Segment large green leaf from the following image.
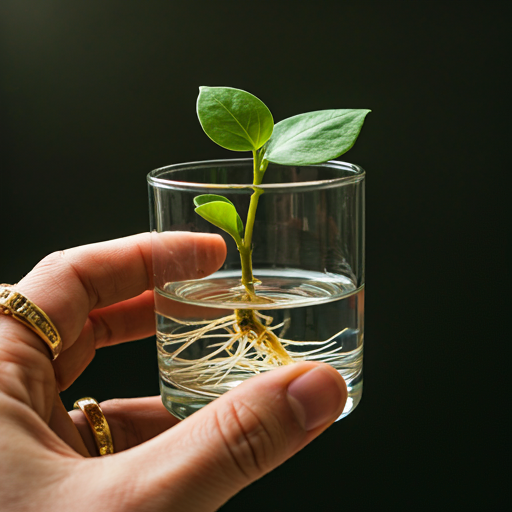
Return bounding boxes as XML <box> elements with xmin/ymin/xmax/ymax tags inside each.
<box><xmin>194</xmin><ymin>198</ymin><xmax>244</xmax><ymax>244</ymax></box>
<box><xmin>197</xmin><ymin>86</ymin><xmax>274</xmax><ymax>152</ymax></box>
<box><xmin>193</xmin><ymin>194</ymin><xmax>244</xmax><ymax>236</ymax></box>
<box><xmin>264</xmin><ymin>109</ymin><xmax>371</xmax><ymax>166</ymax></box>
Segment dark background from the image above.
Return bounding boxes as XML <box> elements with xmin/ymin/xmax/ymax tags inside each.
<box><xmin>0</xmin><ymin>1</ymin><xmax>508</xmax><ymax>510</ymax></box>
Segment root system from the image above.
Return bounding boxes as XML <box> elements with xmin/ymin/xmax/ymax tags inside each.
<box><xmin>157</xmin><ymin>309</ymin><xmax>353</xmax><ymax>391</ymax></box>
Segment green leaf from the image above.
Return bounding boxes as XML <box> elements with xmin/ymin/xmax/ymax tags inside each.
<box><xmin>193</xmin><ymin>194</ymin><xmax>244</xmax><ymax>236</ymax></box>
<box><xmin>195</xmin><ymin>200</ymin><xmax>244</xmax><ymax>245</ymax></box>
<box><xmin>264</xmin><ymin>109</ymin><xmax>371</xmax><ymax>166</ymax></box>
<box><xmin>197</xmin><ymin>86</ymin><xmax>274</xmax><ymax>152</ymax></box>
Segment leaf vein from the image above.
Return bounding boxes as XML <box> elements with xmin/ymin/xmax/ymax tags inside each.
<box><xmin>212</xmin><ymin>97</ymin><xmax>256</xmax><ymax>148</ymax></box>
<box><xmin>270</xmin><ymin>111</ymin><xmax>360</xmax><ymax>149</ymax></box>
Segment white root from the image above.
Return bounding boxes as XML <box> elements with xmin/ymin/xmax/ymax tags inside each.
<box><xmin>157</xmin><ymin>312</ymin><xmax>361</xmax><ymax>392</ymax></box>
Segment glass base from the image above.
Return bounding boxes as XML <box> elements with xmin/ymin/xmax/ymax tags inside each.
<box><xmin>160</xmin><ymin>371</ymin><xmax>363</xmax><ymax>421</ymax></box>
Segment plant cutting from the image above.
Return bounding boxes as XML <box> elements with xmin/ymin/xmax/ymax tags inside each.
<box><xmin>150</xmin><ymin>86</ymin><xmax>369</xmax><ymax>418</ymax></box>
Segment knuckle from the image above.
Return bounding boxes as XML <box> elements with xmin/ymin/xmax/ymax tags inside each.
<box><xmin>44</xmin><ymin>249</ymin><xmax>101</xmax><ymax>308</ymax></box>
<box><xmin>34</xmin><ymin>250</ymin><xmax>66</xmax><ymax>274</ymax></box>
<box><xmin>61</xmin><ymin>250</ymin><xmax>100</xmax><ymax>302</ymax></box>
<box><xmin>215</xmin><ymin>399</ymin><xmax>286</xmax><ymax>480</ymax></box>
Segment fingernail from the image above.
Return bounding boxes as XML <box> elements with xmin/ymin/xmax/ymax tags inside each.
<box><xmin>287</xmin><ymin>366</ymin><xmax>345</xmax><ymax>431</ymax></box>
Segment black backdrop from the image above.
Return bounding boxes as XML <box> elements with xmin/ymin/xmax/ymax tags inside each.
<box><xmin>0</xmin><ymin>1</ymin><xmax>508</xmax><ymax>510</ymax></box>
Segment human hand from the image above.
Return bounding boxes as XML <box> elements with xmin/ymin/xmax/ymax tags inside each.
<box><xmin>0</xmin><ymin>233</ymin><xmax>347</xmax><ymax>512</ymax></box>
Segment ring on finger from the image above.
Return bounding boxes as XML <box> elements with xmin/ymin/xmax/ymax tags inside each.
<box><xmin>0</xmin><ymin>284</ymin><xmax>62</xmax><ymax>360</ymax></box>
<box><xmin>73</xmin><ymin>397</ymin><xmax>114</xmax><ymax>456</ymax></box>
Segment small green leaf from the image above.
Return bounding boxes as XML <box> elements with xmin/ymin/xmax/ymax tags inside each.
<box><xmin>193</xmin><ymin>194</ymin><xmax>234</xmax><ymax>208</ymax></box>
<box><xmin>195</xmin><ymin>201</ymin><xmax>244</xmax><ymax>244</ymax></box>
<box><xmin>193</xmin><ymin>194</ymin><xmax>244</xmax><ymax>236</ymax></box>
<box><xmin>264</xmin><ymin>109</ymin><xmax>371</xmax><ymax>166</ymax></box>
<box><xmin>197</xmin><ymin>86</ymin><xmax>274</xmax><ymax>152</ymax></box>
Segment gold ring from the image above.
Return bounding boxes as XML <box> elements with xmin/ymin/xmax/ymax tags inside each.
<box><xmin>0</xmin><ymin>284</ymin><xmax>62</xmax><ymax>360</ymax></box>
<box><xmin>73</xmin><ymin>397</ymin><xmax>114</xmax><ymax>456</ymax></box>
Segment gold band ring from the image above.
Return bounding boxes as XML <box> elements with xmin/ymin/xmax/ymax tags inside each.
<box><xmin>73</xmin><ymin>397</ymin><xmax>114</xmax><ymax>456</ymax></box>
<box><xmin>0</xmin><ymin>284</ymin><xmax>62</xmax><ymax>360</ymax></box>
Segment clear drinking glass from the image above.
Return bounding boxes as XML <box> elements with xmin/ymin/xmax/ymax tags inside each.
<box><xmin>148</xmin><ymin>159</ymin><xmax>365</xmax><ymax>420</ymax></box>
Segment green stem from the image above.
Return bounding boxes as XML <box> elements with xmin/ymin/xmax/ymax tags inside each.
<box><xmin>239</xmin><ymin>245</ymin><xmax>255</xmax><ymax>295</ymax></box>
<box><xmin>239</xmin><ymin>150</ymin><xmax>267</xmax><ymax>297</ymax></box>
<box><xmin>235</xmin><ymin>154</ymin><xmax>292</xmax><ymax>365</ymax></box>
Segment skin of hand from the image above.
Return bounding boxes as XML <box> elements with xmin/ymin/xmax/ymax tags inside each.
<box><xmin>0</xmin><ymin>233</ymin><xmax>347</xmax><ymax>512</ymax></box>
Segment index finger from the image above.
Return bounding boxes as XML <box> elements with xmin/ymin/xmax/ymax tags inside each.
<box><xmin>13</xmin><ymin>232</ymin><xmax>225</xmax><ymax>351</ymax></box>
<box><xmin>0</xmin><ymin>232</ymin><xmax>226</xmax><ymax>416</ymax></box>
<box><xmin>1</xmin><ymin>232</ymin><xmax>225</xmax><ymax>360</ymax></box>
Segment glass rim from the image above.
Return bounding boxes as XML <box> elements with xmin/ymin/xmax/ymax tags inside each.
<box><xmin>147</xmin><ymin>158</ymin><xmax>365</xmax><ymax>192</ymax></box>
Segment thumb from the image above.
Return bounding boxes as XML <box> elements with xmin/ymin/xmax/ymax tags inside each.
<box><xmin>112</xmin><ymin>362</ymin><xmax>347</xmax><ymax>512</ymax></box>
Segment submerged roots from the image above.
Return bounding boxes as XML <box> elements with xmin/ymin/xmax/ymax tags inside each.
<box><xmin>157</xmin><ymin>309</ymin><xmax>360</xmax><ymax>392</ymax></box>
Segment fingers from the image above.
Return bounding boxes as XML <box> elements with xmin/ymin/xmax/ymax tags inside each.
<box><xmin>0</xmin><ymin>231</ymin><xmax>225</xmax><ymax>358</ymax></box>
<box><xmin>69</xmin><ymin>397</ymin><xmax>180</xmax><ymax>456</ymax></box>
<box><xmin>12</xmin><ymin>232</ymin><xmax>226</xmax><ymax>353</ymax></box>
<box><xmin>110</xmin><ymin>363</ymin><xmax>347</xmax><ymax>511</ymax></box>
<box><xmin>12</xmin><ymin>233</ymin><xmax>153</xmax><ymax>358</ymax></box>
<box><xmin>0</xmin><ymin>232</ymin><xmax>226</xmax><ymax>415</ymax></box>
